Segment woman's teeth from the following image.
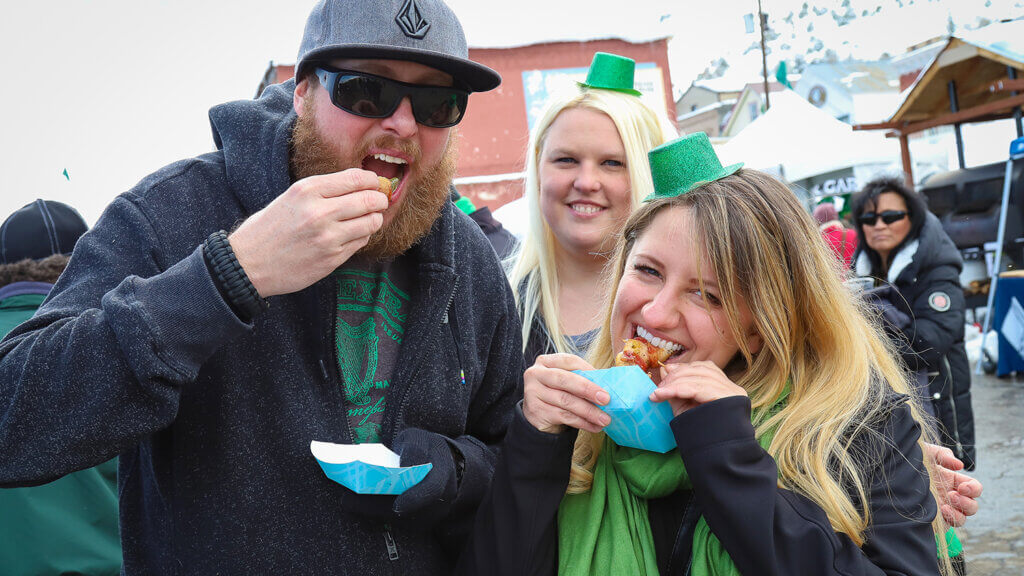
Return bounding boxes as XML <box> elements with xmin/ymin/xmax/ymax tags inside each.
<box><xmin>373</xmin><ymin>153</ymin><xmax>407</xmax><ymax>165</ymax></box>
<box><xmin>571</xmin><ymin>203</ymin><xmax>602</xmax><ymax>215</ymax></box>
<box><xmin>637</xmin><ymin>326</ymin><xmax>683</xmax><ymax>353</ymax></box>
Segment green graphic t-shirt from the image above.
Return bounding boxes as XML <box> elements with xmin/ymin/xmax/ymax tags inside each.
<box><xmin>334</xmin><ymin>257</ymin><xmax>413</xmax><ymax>443</ymax></box>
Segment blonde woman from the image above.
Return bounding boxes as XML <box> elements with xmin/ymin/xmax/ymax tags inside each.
<box><xmin>508</xmin><ymin>53</ymin><xmax>677</xmax><ymax>364</ymax></box>
<box><xmin>461</xmin><ymin>135</ymin><xmax>954</xmax><ymax>575</ymax></box>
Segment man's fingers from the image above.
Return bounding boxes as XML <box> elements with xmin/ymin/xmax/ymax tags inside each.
<box><xmin>324</xmin><ymin>190</ymin><xmax>389</xmax><ymax>222</ymax></box>
<box><xmin>957</xmin><ymin>477</ymin><xmax>983</xmax><ymax>498</ymax></box>
<box><xmin>941</xmin><ymin>504</ymin><xmax>967</xmax><ymax>528</ymax></box>
<box><xmin>947</xmin><ymin>490</ymin><xmax>979</xmax><ymax>517</ymax></box>
<box><xmin>928</xmin><ymin>443</ymin><xmax>964</xmax><ymax>471</ymax></box>
<box><xmin>307</xmin><ymin>169</ymin><xmax>381</xmax><ymax>199</ymax></box>
<box><xmin>934</xmin><ymin>465</ymin><xmax>956</xmax><ymax>492</ymax></box>
<box><xmin>334</xmin><ymin>211</ymin><xmax>384</xmax><ymax>244</ymax></box>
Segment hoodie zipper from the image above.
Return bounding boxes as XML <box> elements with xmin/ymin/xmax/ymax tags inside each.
<box><xmin>383</xmin><ymin>524</ymin><xmax>399</xmax><ymax>561</ymax></box>
<box><xmin>442</xmin><ymin>276</ymin><xmax>466</xmax><ymax>381</ymax></box>
<box><xmin>941</xmin><ymin>356</ymin><xmax>964</xmax><ymax>458</ymax></box>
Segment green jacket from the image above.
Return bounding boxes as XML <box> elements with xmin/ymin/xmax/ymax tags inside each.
<box><xmin>0</xmin><ymin>285</ymin><xmax>121</xmax><ymax>575</ymax></box>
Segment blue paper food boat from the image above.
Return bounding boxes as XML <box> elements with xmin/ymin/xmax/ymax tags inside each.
<box><xmin>575</xmin><ymin>365</ymin><xmax>677</xmax><ymax>453</ymax></box>
<box><xmin>310</xmin><ymin>441</ymin><xmax>432</xmax><ymax>495</ymax></box>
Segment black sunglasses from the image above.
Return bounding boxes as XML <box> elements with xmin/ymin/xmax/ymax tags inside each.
<box><xmin>314</xmin><ymin>67</ymin><xmax>469</xmax><ymax>128</ymax></box>
<box><xmin>858</xmin><ymin>210</ymin><xmax>908</xmax><ymax>226</ymax></box>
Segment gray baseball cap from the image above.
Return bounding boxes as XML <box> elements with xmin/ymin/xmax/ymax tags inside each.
<box><xmin>296</xmin><ymin>0</ymin><xmax>501</xmax><ymax>93</ymax></box>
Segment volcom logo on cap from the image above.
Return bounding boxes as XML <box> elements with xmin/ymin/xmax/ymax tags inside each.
<box><xmin>396</xmin><ymin>0</ymin><xmax>430</xmax><ymax>39</ymax></box>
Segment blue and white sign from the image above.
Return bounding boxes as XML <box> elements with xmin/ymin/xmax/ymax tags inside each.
<box><xmin>522</xmin><ymin>63</ymin><xmax>668</xmax><ymax>131</ymax></box>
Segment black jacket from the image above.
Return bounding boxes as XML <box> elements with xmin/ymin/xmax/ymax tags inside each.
<box><xmin>469</xmin><ymin>206</ymin><xmax>519</xmax><ymax>261</ymax></box>
<box><xmin>457</xmin><ymin>395</ymin><xmax>940</xmax><ymax>576</ymax></box>
<box><xmin>855</xmin><ymin>212</ymin><xmax>975</xmax><ymax>469</ymax></box>
<box><xmin>0</xmin><ymin>80</ymin><xmax>525</xmax><ymax>574</ymax></box>
<box><xmin>523</xmin><ymin>313</ymin><xmax>555</xmax><ymax>367</ymax></box>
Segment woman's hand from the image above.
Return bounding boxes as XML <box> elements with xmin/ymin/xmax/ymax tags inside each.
<box><xmin>924</xmin><ymin>443</ymin><xmax>983</xmax><ymax>527</ymax></box>
<box><xmin>522</xmin><ymin>354</ymin><xmax>611</xmax><ymax>434</ymax></box>
<box><xmin>649</xmin><ymin>361</ymin><xmax>747</xmax><ymax>417</ymax></box>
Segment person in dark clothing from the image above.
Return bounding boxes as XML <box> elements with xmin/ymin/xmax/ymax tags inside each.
<box><xmin>0</xmin><ymin>1</ymin><xmax>523</xmax><ymax>574</ymax></box>
<box><xmin>0</xmin><ymin>200</ymin><xmax>121</xmax><ymax>576</ymax></box>
<box><xmin>450</xmin><ymin>185</ymin><xmax>519</xmax><ymax>260</ymax></box>
<box><xmin>813</xmin><ymin>201</ymin><xmax>858</xmax><ymax>270</ymax></box>
<box><xmin>861</xmin><ymin>283</ymin><xmax>971</xmax><ymax>575</ymax></box>
<box><xmin>458</xmin><ymin>135</ymin><xmax>954</xmax><ymax>575</ymax></box>
<box><xmin>851</xmin><ymin>176</ymin><xmax>976</xmax><ymax>472</ymax></box>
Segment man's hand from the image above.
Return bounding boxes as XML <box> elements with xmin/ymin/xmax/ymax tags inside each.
<box><xmin>229</xmin><ymin>169</ymin><xmax>388</xmax><ymax>297</ymax></box>
<box><xmin>925</xmin><ymin>442</ymin><xmax>983</xmax><ymax>527</ymax></box>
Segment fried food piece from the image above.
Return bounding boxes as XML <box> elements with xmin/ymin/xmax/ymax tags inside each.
<box><xmin>615</xmin><ymin>337</ymin><xmax>672</xmax><ymax>376</ymax></box>
<box><xmin>377</xmin><ymin>176</ymin><xmax>400</xmax><ymax>202</ymax></box>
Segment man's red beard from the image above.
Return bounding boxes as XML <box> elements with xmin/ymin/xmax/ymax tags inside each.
<box><xmin>290</xmin><ymin>95</ymin><xmax>458</xmax><ymax>261</ymax></box>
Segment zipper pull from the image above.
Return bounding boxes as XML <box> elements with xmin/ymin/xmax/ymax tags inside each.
<box><xmin>319</xmin><ymin>359</ymin><xmax>330</xmax><ymax>381</ymax></box>
<box><xmin>383</xmin><ymin>524</ymin><xmax>399</xmax><ymax>561</ymax></box>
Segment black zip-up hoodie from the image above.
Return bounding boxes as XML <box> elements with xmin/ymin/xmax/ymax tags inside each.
<box><xmin>0</xmin><ymin>80</ymin><xmax>524</xmax><ymax>574</ymax></box>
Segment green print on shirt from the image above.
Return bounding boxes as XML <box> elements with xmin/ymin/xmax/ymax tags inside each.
<box><xmin>347</xmin><ymin>385</ymin><xmax>388</xmax><ymax>444</ymax></box>
<box><xmin>337</xmin><ymin>317</ymin><xmax>378</xmax><ymax>406</ymax></box>
<box><xmin>336</xmin><ymin>272</ymin><xmax>408</xmax><ymax>340</ymax></box>
<box><xmin>335</xmin><ymin>269</ymin><xmax>410</xmax><ymax>444</ymax></box>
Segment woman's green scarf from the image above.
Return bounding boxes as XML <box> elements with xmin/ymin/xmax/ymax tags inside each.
<box><xmin>557</xmin><ymin>394</ymin><xmax>786</xmax><ymax>576</ymax></box>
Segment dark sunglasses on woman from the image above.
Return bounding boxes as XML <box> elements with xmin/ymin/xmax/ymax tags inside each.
<box><xmin>314</xmin><ymin>67</ymin><xmax>469</xmax><ymax>128</ymax></box>
<box><xmin>857</xmin><ymin>210</ymin><xmax>908</xmax><ymax>226</ymax></box>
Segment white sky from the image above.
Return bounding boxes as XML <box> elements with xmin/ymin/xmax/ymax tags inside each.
<box><xmin>1</xmin><ymin>0</ymin><xmax>1020</xmax><ymax>224</ymax></box>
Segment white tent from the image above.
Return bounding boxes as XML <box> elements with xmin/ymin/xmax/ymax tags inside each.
<box><xmin>716</xmin><ymin>90</ymin><xmax>900</xmax><ymax>183</ymax></box>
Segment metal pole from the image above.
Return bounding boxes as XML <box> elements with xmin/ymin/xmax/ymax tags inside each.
<box><xmin>948</xmin><ymin>80</ymin><xmax>966</xmax><ymax>169</ymax></box>
<box><xmin>758</xmin><ymin>0</ymin><xmax>771</xmax><ymax>110</ymax></box>
<box><xmin>976</xmin><ymin>138</ymin><xmax>1024</xmax><ymax>374</ymax></box>
<box><xmin>1009</xmin><ymin>66</ymin><xmax>1023</xmax><ymax>138</ymax></box>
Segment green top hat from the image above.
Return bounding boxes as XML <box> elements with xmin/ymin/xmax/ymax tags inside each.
<box><xmin>578</xmin><ymin>52</ymin><xmax>642</xmax><ymax>96</ymax></box>
<box><xmin>643</xmin><ymin>132</ymin><xmax>744</xmax><ymax>201</ymax></box>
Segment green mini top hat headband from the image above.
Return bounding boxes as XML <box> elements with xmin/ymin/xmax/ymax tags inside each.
<box><xmin>578</xmin><ymin>52</ymin><xmax>642</xmax><ymax>96</ymax></box>
<box><xmin>643</xmin><ymin>132</ymin><xmax>744</xmax><ymax>202</ymax></box>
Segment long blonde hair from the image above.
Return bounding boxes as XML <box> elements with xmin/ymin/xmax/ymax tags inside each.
<box><xmin>508</xmin><ymin>87</ymin><xmax>676</xmax><ymax>355</ymax></box>
<box><xmin>572</xmin><ymin>170</ymin><xmax>952</xmax><ymax>566</ymax></box>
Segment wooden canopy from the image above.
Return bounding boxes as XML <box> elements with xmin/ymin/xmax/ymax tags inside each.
<box><xmin>854</xmin><ymin>22</ymin><xmax>1024</xmax><ymax>185</ymax></box>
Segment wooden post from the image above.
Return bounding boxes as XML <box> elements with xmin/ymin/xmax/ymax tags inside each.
<box><xmin>1010</xmin><ymin>66</ymin><xmax>1023</xmax><ymax>138</ymax></box>
<box><xmin>948</xmin><ymin>80</ymin><xmax>966</xmax><ymax>169</ymax></box>
<box><xmin>900</xmin><ymin>133</ymin><xmax>914</xmax><ymax>188</ymax></box>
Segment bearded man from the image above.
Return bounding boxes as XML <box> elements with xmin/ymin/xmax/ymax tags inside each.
<box><xmin>0</xmin><ymin>0</ymin><xmax>524</xmax><ymax>573</ymax></box>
